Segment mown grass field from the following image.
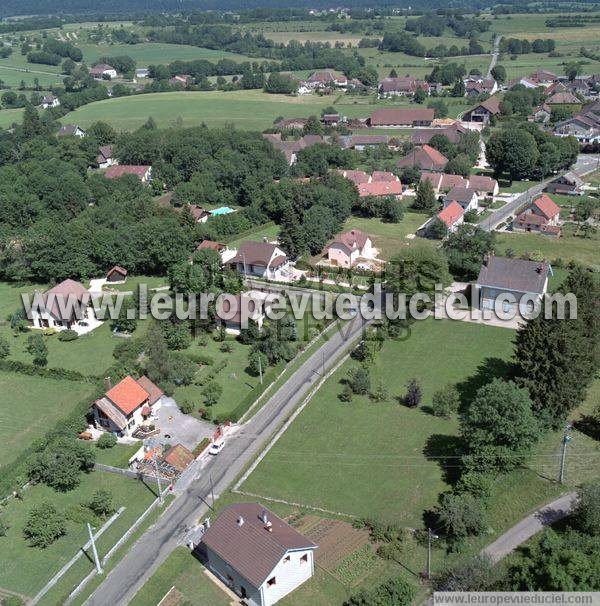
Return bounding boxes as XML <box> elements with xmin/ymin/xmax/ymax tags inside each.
<box><xmin>240</xmin><ymin>319</ymin><xmax>517</xmax><ymax>524</ymax></box>
<box><xmin>0</xmin><ymin>471</ymin><xmax>157</xmax><ymax>598</ymax></box>
<box><xmin>0</xmin><ymin>370</ymin><xmax>92</xmax><ymax>469</ymax></box>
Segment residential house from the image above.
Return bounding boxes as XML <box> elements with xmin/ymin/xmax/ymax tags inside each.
<box><xmin>357</xmin><ymin>180</ymin><xmax>403</xmax><ymax>198</ymax></box>
<box><xmin>336</xmin><ymin>169</ymin><xmax>371</xmax><ymax>185</ymax></box>
<box><xmin>463</xmin><ymin>96</ymin><xmax>502</xmax><ymax>124</ymax></box>
<box><xmin>217</xmin><ymin>290</ymin><xmax>273</xmax><ymax>333</ymax></box>
<box><xmin>162</xmin><ymin>444</ymin><xmax>194</xmax><ymax>473</ymax></box>
<box><xmin>476</xmin><ymin>255</ymin><xmax>550</xmax><ymax>313</ymax></box>
<box><xmin>41</xmin><ymin>94</ymin><xmax>60</xmax><ymax>109</ymax></box>
<box><xmin>321</xmin><ymin>113</ymin><xmax>341</xmax><ymax>126</ymax></box>
<box><xmin>135</xmin><ymin>68</ymin><xmax>149</xmax><ymax>79</ymax></box>
<box><xmin>106</xmin><ymin>265</ymin><xmax>128</xmax><ymax>283</ymax></box>
<box><xmin>274</xmin><ymin>118</ymin><xmax>308</xmax><ymax>130</ymax></box>
<box><xmin>189</xmin><ymin>204</ymin><xmax>211</xmax><ymax>223</ymax></box>
<box><xmin>411</xmin><ymin>122</ymin><xmax>468</xmax><ymax>145</ymax></box>
<box><xmin>369</xmin><ymin>108</ymin><xmax>434</xmax><ymax>127</ymax></box>
<box><xmin>397</xmin><ymin>145</ymin><xmax>448</xmax><ymax>172</ymax></box>
<box><xmin>199</xmin><ymin>503</ymin><xmax>317</xmax><ymax>606</ymax></box>
<box><xmin>93</xmin><ymin>375</ymin><xmax>164</xmax><ymax>437</ymax></box>
<box><xmin>543</xmin><ymin>81</ymin><xmax>568</xmax><ymax>97</ymax></box>
<box><xmin>463</xmin><ymin>77</ymin><xmax>498</xmax><ymax>97</ymax></box>
<box><xmin>58</xmin><ymin>124</ymin><xmax>86</xmax><ymax>138</ymax></box>
<box><xmin>378</xmin><ymin>76</ymin><xmax>429</xmax><ymax>97</ymax></box>
<box><xmin>435</xmin><ymin>201</ymin><xmax>465</xmax><ymax>233</ymax></box>
<box><xmin>546</xmin><ymin>91</ymin><xmax>582</xmax><ymax>110</ymax></box>
<box><xmin>420</xmin><ymin>172</ymin><xmax>468</xmax><ymax>194</ymax></box>
<box><xmin>508</xmin><ymin>77</ymin><xmax>539</xmax><ymax>90</ymax></box>
<box><xmin>262</xmin><ymin>133</ymin><xmax>325</xmax><ymax>165</ymax></box>
<box><xmin>104</xmin><ymin>165</ymin><xmax>152</xmax><ymax>183</ymax></box>
<box><xmin>30</xmin><ymin>279</ymin><xmax>97</xmax><ymax>333</ymax></box>
<box><xmin>468</xmin><ymin>175</ymin><xmax>499</xmax><ymax>199</ymax></box>
<box><xmin>326</xmin><ymin>228</ymin><xmax>373</xmax><ymax>268</ymax></box>
<box><xmin>554</xmin><ymin>112</ymin><xmax>600</xmax><ymax>144</ymax></box>
<box><xmin>545</xmin><ymin>171</ymin><xmax>585</xmax><ymax>195</ymax></box>
<box><xmin>228</xmin><ymin>241</ymin><xmax>290</xmax><ymax>280</ymax></box>
<box><xmin>343</xmin><ymin>135</ymin><xmax>389</xmax><ymax>150</ymax></box>
<box><xmin>89</xmin><ymin>63</ymin><xmax>118</xmax><ymax>80</ymax></box>
<box><xmin>372</xmin><ymin>171</ymin><xmax>399</xmax><ymax>182</ymax></box>
<box><xmin>169</xmin><ymin>74</ymin><xmax>192</xmax><ymax>87</ymax></box>
<box><xmin>530</xmin><ymin>104</ymin><xmax>552</xmax><ymax>124</ymax></box>
<box><xmin>443</xmin><ymin>186</ymin><xmax>479</xmax><ymax>212</ymax></box>
<box><xmin>196</xmin><ymin>240</ymin><xmax>236</xmax><ymax>263</ymax></box>
<box><xmin>531</xmin><ymin>69</ymin><xmax>558</xmax><ymax>85</ymax></box>
<box><xmin>514</xmin><ymin>194</ymin><xmax>562</xmax><ymax>236</ymax></box>
<box><xmin>305</xmin><ymin>70</ymin><xmax>347</xmax><ymax>89</ymax></box>
<box><xmin>96</xmin><ymin>145</ymin><xmax>116</xmax><ymax>168</ymax></box>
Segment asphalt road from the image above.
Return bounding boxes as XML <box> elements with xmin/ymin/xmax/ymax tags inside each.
<box><xmin>84</xmin><ymin>313</ymin><xmax>371</xmax><ymax>606</ymax></box>
<box><xmin>486</xmin><ymin>35</ymin><xmax>502</xmax><ymax>78</ymax></box>
<box><xmin>481</xmin><ymin>492</ymin><xmax>577</xmax><ymax>562</ymax></box>
<box><xmin>479</xmin><ymin>154</ymin><xmax>600</xmax><ymax>231</ymax></box>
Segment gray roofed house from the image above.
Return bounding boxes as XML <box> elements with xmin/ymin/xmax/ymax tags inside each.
<box><xmin>476</xmin><ymin>255</ymin><xmax>550</xmax><ymax>313</ymax></box>
<box><xmin>545</xmin><ymin>170</ymin><xmax>585</xmax><ymax>195</ymax></box>
<box><xmin>58</xmin><ymin>124</ymin><xmax>86</xmax><ymax>138</ymax></box>
<box><xmin>442</xmin><ymin>186</ymin><xmax>479</xmax><ymax>211</ymax></box>
<box><xmin>199</xmin><ymin>503</ymin><xmax>317</xmax><ymax>606</ymax></box>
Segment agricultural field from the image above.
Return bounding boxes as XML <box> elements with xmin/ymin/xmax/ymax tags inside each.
<box><xmin>0</xmin><ymin>471</ymin><xmax>157</xmax><ymax>599</ymax></box>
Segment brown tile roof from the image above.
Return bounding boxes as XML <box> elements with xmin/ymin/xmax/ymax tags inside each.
<box><xmin>136</xmin><ymin>376</ymin><xmax>164</xmax><ymax>406</ymax></box>
<box><xmin>397</xmin><ymin>145</ymin><xmax>448</xmax><ymax>171</ymax></box>
<box><xmin>163</xmin><ymin>444</ymin><xmax>194</xmax><ymax>472</ymax></box>
<box><xmin>105</xmin><ymin>165</ymin><xmax>150</xmax><ymax>180</ymax></box>
<box><xmin>97</xmin><ymin>145</ymin><xmax>113</xmax><ymax>163</ymax></box>
<box><xmin>229</xmin><ymin>241</ymin><xmax>286</xmax><ymax>268</ymax></box>
<box><xmin>421</xmin><ymin>172</ymin><xmax>468</xmax><ymax>191</ymax></box>
<box><xmin>468</xmin><ymin>175</ymin><xmax>498</xmax><ymax>192</ymax></box>
<box><xmin>372</xmin><ymin>171</ymin><xmax>399</xmax><ymax>182</ymax></box>
<box><xmin>546</xmin><ymin>91</ymin><xmax>581</xmax><ymax>105</ymax></box>
<box><xmin>532</xmin><ymin>194</ymin><xmax>561</xmax><ymax>220</ymax></box>
<box><xmin>106</xmin><ymin>376</ymin><xmax>149</xmax><ymax>415</ymax></box>
<box><xmin>42</xmin><ymin>279</ymin><xmax>89</xmax><ymax>320</ymax></box>
<box><xmin>329</xmin><ymin>229</ymin><xmax>370</xmax><ymax>252</ymax></box>
<box><xmin>197</xmin><ymin>240</ymin><xmax>226</xmax><ymax>252</ymax></box>
<box><xmin>473</xmin><ymin>96</ymin><xmax>502</xmax><ymax>115</ymax></box>
<box><xmin>189</xmin><ymin>205</ymin><xmax>210</xmax><ymax>221</ymax></box>
<box><xmin>357</xmin><ymin>180</ymin><xmax>403</xmax><ymax>197</ymax></box>
<box><xmin>370</xmin><ymin>108</ymin><xmax>434</xmax><ymax>126</ymax></box>
<box><xmin>336</xmin><ymin>169</ymin><xmax>370</xmax><ymax>185</ymax></box>
<box><xmin>201</xmin><ymin>503</ymin><xmax>316</xmax><ymax>588</ymax></box>
<box><xmin>106</xmin><ymin>265</ymin><xmax>127</xmax><ymax>279</ymax></box>
<box><xmin>347</xmin><ymin>135</ymin><xmax>389</xmax><ymax>147</ymax></box>
<box><xmin>437</xmin><ymin>201</ymin><xmax>464</xmax><ymax>228</ymax></box>
<box><xmin>477</xmin><ymin>256</ymin><xmax>549</xmax><ymax>294</ymax></box>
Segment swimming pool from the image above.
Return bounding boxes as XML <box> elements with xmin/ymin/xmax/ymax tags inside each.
<box><xmin>210</xmin><ymin>206</ymin><xmax>235</xmax><ymax>216</ymax></box>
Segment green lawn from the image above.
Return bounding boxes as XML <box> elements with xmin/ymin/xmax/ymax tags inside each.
<box><xmin>340</xmin><ymin>214</ymin><xmax>435</xmax><ymax>260</ymax></box>
<box><xmin>129</xmin><ymin>547</ymin><xmax>231</xmax><ymax>606</ymax></box>
<box><xmin>228</xmin><ymin>223</ymin><xmax>280</xmax><ymax>248</ymax></box>
<box><xmin>0</xmin><ymin>471</ymin><xmax>157</xmax><ymax>598</ymax></box>
<box><xmin>497</xmin><ymin>224</ymin><xmax>600</xmax><ymax>269</ymax></box>
<box><xmin>78</xmin><ymin>42</ymin><xmax>256</xmax><ymax>67</ymax></box>
<box><xmin>0</xmin><ymin>370</ymin><xmax>92</xmax><ymax>468</ymax></box>
<box><xmin>241</xmin><ymin>319</ymin><xmax>516</xmax><ymax>524</ymax></box>
<box><xmin>99</xmin><ymin>274</ymin><xmax>168</xmax><ymax>293</ymax></box>
<box><xmin>0</xmin><ymin>106</ymin><xmax>24</xmax><ymax>129</ymax></box>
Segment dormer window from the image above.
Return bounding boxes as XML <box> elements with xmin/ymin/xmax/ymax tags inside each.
<box><xmin>300</xmin><ymin>554</ymin><xmax>308</xmax><ymax>564</ymax></box>
<box><xmin>283</xmin><ymin>555</ymin><xmax>290</xmax><ymax>564</ymax></box>
<box><xmin>267</xmin><ymin>576</ymin><xmax>276</xmax><ymax>587</ymax></box>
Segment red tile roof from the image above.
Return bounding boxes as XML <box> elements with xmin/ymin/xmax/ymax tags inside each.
<box><xmin>532</xmin><ymin>194</ymin><xmax>561</xmax><ymax>220</ymax></box>
<box><xmin>371</xmin><ymin>171</ymin><xmax>398</xmax><ymax>182</ymax></box>
<box><xmin>106</xmin><ymin>376</ymin><xmax>149</xmax><ymax>415</ymax></box>
<box><xmin>197</xmin><ymin>240</ymin><xmax>226</xmax><ymax>252</ymax></box>
<box><xmin>106</xmin><ymin>265</ymin><xmax>127</xmax><ymax>278</ymax></box>
<box><xmin>105</xmin><ymin>165</ymin><xmax>150</xmax><ymax>180</ymax></box>
<box><xmin>337</xmin><ymin>169</ymin><xmax>370</xmax><ymax>185</ymax></box>
<box><xmin>163</xmin><ymin>444</ymin><xmax>194</xmax><ymax>472</ymax></box>
<box><xmin>357</xmin><ymin>180</ymin><xmax>403</xmax><ymax>197</ymax></box>
<box><xmin>437</xmin><ymin>201</ymin><xmax>465</xmax><ymax>228</ymax></box>
<box><xmin>330</xmin><ymin>229</ymin><xmax>370</xmax><ymax>252</ymax></box>
<box><xmin>370</xmin><ymin>108</ymin><xmax>434</xmax><ymax>126</ymax></box>
<box><xmin>397</xmin><ymin>145</ymin><xmax>448</xmax><ymax>171</ymax></box>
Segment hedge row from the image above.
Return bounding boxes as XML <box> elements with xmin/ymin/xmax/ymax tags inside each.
<box><xmin>0</xmin><ymin>359</ymin><xmax>98</xmax><ymax>383</ymax></box>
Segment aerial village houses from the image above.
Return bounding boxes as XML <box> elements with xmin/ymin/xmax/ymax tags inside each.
<box><xmin>326</xmin><ymin>229</ymin><xmax>373</xmax><ymax>268</ymax></box>
<box><xmin>41</xmin><ymin>94</ymin><xmax>60</xmax><ymax>109</ymax></box>
<box><xmin>378</xmin><ymin>76</ymin><xmax>430</xmax><ymax>97</ymax></box>
<box><xmin>104</xmin><ymin>165</ymin><xmax>152</xmax><ymax>184</ymax></box>
<box><xmin>476</xmin><ymin>255</ymin><xmax>550</xmax><ymax>313</ymax></box>
<box><xmin>30</xmin><ymin>279</ymin><xmax>98</xmax><ymax>333</ymax></box>
<box><xmin>58</xmin><ymin>124</ymin><xmax>86</xmax><ymax>138</ymax></box>
<box><xmin>189</xmin><ymin>204</ymin><xmax>211</xmax><ymax>223</ymax></box>
<box><xmin>217</xmin><ymin>291</ymin><xmax>273</xmax><ymax>334</ymax></box>
<box><xmin>420</xmin><ymin>172</ymin><xmax>468</xmax><ymax>194</ymax></box>
<box><xmin>199</xmin><ymin>503</ymin><xmax>317</xmax><ymax>606</ymax></box>
<box><xmin>106</xmin><ymin>265</ymin><xmax>128</xmax><ymax>283</ymax></box>
<box><xmin>93</xmin><ymin>375</ymin><xmax>164</xmax><ymax>437</ymax></box>
<box><xmin>545</xmin><ymin>171</ymin><xmax>585</xmax><ymax>195</ymax></box>
<box><xmin>463</xmin><ymin>96</ymin><xmax>502</xmax><ymax>125</ymax></box>
<box><xmin>411</xmin><ymin>122</ymin><xmax>468</xmax><ymax>145</ymax></box>
<box><xmin>96</xmin><ymin>145</ymin><xmax>116</xmax><ymax>168</ymax></box>
<box><xmin>357</xmin><ymin>180</ymin><xmax>403</xmax><ymax>198</ymax></box>
<box><xmin>397</xmin><ymin>145</ymin><xmax>448</xmax><ymax>172</ymax></box>
<box><xmin>463</xmin><ymin>77</ymin><xmax>498</xmax><ymax>97</ymax></box>
<box><xmin>228</xmin><ymin>241</ymin><xmax>290</xmax><ymax>280</ymax></box>
<box><xmin>443</xmin><ymin>186</ymin><xmax>479</xmax><ymax>212</ymax></box>
<box><xmin>514</xmin><ymin>194</ymin><xmax>562</xmax><ymax>237</ymax></box>
<box><xmin>89</xmin><ymin>63</ymin><xmax>118</xmax><ymax>80</ymax></box>
<box><xmin>304</xmin><ymin>69</ymin><xmax>347</xmax><ymax>89</ymax></box>
<box><xmin>369</xmin><ymin>108</ymin><xmax>434</xmax><ymax>127</ymax></box>
<box><xmin>429</xmin><ymin>200</ymin><xmax>465</xmax><ymax>235</ymax></box>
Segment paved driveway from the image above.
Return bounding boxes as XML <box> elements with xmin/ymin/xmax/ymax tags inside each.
<box><xmin>154</xmin><ymin>397</ymin><xmax>214</xmax><ymax>450</ymax></box>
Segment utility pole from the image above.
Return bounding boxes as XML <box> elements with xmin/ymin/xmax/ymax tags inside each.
<box><xmin>559</xmin><ymin>424</ymin><xmax>572</xmax><ymax>484</ymax></box>
<box><xmin>153</xmin><ymin>456</ymin><xmax>164</xmax><ymax>505</ymax></box>
<box><xmin>258</xmin><ymin>353</ymin><xmax>263</xmax><ymax>385</ymax></box>
<box><xmin>427</xmin><ymin>528</ymin><xmax>438</xmax><ymax>580</ymax></box>
<box><xmin>87</xmin><ymin>523</ymin><xmax>103</xmax><ymax>575</ymax></box>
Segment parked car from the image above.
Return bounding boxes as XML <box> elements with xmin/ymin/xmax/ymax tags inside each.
<box><xmin>209</xmin><ymin>440</ymin><xmax>225</xmax><ymax>455</ymax></box>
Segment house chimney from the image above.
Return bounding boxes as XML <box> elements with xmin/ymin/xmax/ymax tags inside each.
<box><xmin>261</xmin><ymin>510</ymin><xmax>268</xmax><ymax>524</ymax></box>
<box><xmin>237</xmin><ymin>516</ymin><xmax>244</xmax><ymax>527</ymax></box>
<box><xmin>204</xmin><ymin>517</ymin><xmax>211</xmax><ymax>530</ymax></box>
<box><xmin>265</xmin><ymin>521</ymin><xmax>273</xmax><ymax>532</ymax></box>
<box><xmin>104</xmin><ymin>376</ymin><xmax>112</xmax><ymax>392</ymax></box>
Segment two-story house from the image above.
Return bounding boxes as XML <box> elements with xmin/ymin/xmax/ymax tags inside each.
<box><xmin>228</xmin><ymin>241</ymin><xmax>290</xmax><ymax>280</ymax></box>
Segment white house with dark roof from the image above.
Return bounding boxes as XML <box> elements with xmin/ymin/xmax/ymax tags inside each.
<box><xmin>442</xmin><ymin>186</ymin><xmax>479</xmax><ymax>212</ymax></box>
<box><xmin>41</xmin><ymin>95</ymin><xmax>60</xmax><ymax>109</ymax></box>
<box><xmin>476</xmin><ymin>255</ymin><xmax>551</xmax><ymax>313</ymax></box>
<box><xmin>199</xmin><ymin>503</ymin><xmax>317</xmax><ymax>606</ymax></box>
<box><xmin>327</xmin><ymin>229</ymin><xmax>373</xmax><ymax>268</ymax></box>
<box><xmin>228</xmin><ymin>241</ymin><xmax>290</xmax><ymax>280</ymax></box>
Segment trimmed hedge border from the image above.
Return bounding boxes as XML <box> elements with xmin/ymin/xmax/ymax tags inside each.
<box><xmin>0</xmin><ymin>359</ymin><xmax>98</xmax><ymax>383</ymax></box>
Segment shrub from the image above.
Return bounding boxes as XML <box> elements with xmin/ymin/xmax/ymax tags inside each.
<box><xmin>574</xmin><ymin>480</ymin><xmax>600</xmax><ymax>535</ymax></box>
<box><xmin>432</xmin><ymin>384</ymin><xmax>460</xmax><ymax>417</ymax></box>
<box><xmin>96</xmin><ymin>433</ymin><xmax>117</xmax><ymax>449</ymax></box>
<box><xmin>347</xmin><ymin>366</ymin><xmax>371</xmax><ymax>395</ymax></box>
<box><xmin>87</xmin><ymin>489</ymin><xmax>115</xmax><ymax>517</ymax></box>
<box><xmin>438</xmin><ymin>492</ymin><xmax>487</xmax><ymax>541</ymax></box>
<box><xmin>57</xmin><ymin>329</ymin><xmax>79</xmax><ymax>342</ymax></box>
<box><xmin>404</xmin><ymin>378</ymin><xmax>422</xmax><ymax>407</ymax></box>
<box><xmin>220</xmin><ymin>342</ymin><xmax>233</xmax><ymax>353</ymax></box>
<box><xmin>0</xmin><ymin>336</ymin><xmax>10</xmax><ymax>359</ymax></box>
<box><xmin>339</xmin><ymin>384</ymin><xmax>353</xmax><ymax>402</ymax></box>
<box><xmin>194</xmin><ymin>359</ymin><xmax>228</xmax><ymax>386</ymax></box>
<box><xmin>455</xmin><ymin>472</ymin><xmax>494</xmax><ymax>504</ymax></box>
<box><xmin>192</xmin><ymin>437</ymin><xmax>211</xmax><ymax>457</ymax></box>
<box><xmin>23</xmin><ymin>501</ymin><xmax>66</xmax><ymax>548</ymax></box>
<box><xmin>179</xmin><ymin>399</ymin><xmax>195</xmax><ymax>414</ymax></box>
<box><xmin>202</xmin><ymin>381</ymin><xmax>223</xmax><ymax>406</ymax></box>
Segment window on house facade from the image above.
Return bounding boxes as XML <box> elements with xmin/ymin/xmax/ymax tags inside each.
<box><xmin>267</xmin><ymin>577</ymin><xmax>276</xmax><ymax>587</ymax></box>
<box><xmin>300</xmin><ymin>554</ymin><xmax>308</xmax><ymax>563</ymax></box>
<box><xmin>283</xmin><ymin>555</ymin><xmax>290</xmax><ymax>564</ymax></box>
